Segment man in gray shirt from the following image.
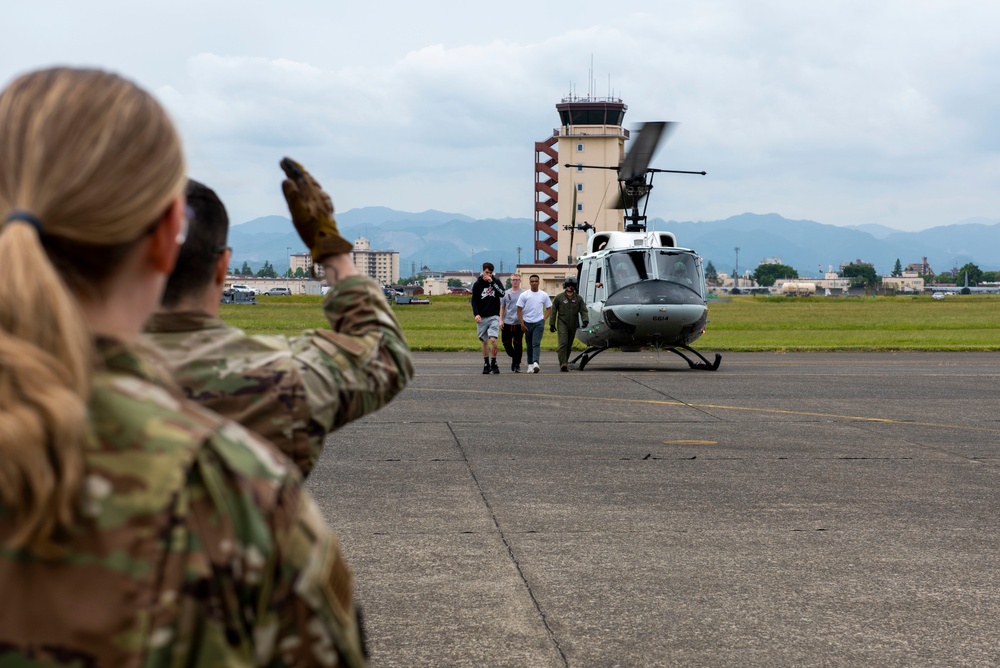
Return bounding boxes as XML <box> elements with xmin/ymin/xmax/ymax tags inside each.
<box><xmin>499</xmin><ymin>273</ymin><xmax>524</xmax><ymax>372</ymax></box>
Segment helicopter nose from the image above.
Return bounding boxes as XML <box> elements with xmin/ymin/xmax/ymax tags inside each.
<box><xmin>602</xmin><ymin>280</ymin><xmax>707</xmax><ymax>341</ymax></box>
<box><xmin>604</xmin><ymin>280</ymin><xmax>703</xmax><ymax>307</ymax></box>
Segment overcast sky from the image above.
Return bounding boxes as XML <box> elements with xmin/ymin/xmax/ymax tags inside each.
<box><xmin>4</xmin><ymin>1</ymin><xmax>999</xmax><ymax>232</ymax></box>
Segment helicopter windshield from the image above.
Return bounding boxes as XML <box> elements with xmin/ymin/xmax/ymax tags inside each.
<box><xmin>606</xmin><ymin>251</ymin><xmax>649</xmax><ymax>292</ymax></box>
<box><xmin>654</xmin><ymin>251</ymin><xmax>704</xmax><ymax>296</ymax></box>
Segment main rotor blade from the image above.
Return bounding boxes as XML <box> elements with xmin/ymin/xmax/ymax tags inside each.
<box><xmin>619</xmin><ymin>121</ymin><xmax>674</xmax><ymax>181</ymax></box>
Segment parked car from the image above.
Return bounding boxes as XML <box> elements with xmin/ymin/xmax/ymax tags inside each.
<box><xmin>221</xmin><ymin>289</ymin><xmax>256</xmax><ymax>304</ymax></box>
<box><xmin>264</xmin><ymin>287</ymin><xmax>293</xmax><ymax>296</ymax></box>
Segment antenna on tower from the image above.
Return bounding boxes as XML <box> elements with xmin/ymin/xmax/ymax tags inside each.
<box><xmin>587</xmin><ymin>54</ymin><xmax>597</xmax><ymax>97</ymax></box>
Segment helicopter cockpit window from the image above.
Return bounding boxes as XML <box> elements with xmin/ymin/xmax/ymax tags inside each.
<box><xmin>655</xmin><ymin>252</ymin><xmax>703</xmax><ymax>295</ymax></box>
<box><xmin>607</xmin><ymin>252</ymin><xmax>648</xmax><ymax>291</ymax></box>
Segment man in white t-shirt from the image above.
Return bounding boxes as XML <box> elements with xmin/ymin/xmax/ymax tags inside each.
<box><xmin>515</xmin><ymin>274</ymin><xmax>552</xmax><ymax>373</ymax></box>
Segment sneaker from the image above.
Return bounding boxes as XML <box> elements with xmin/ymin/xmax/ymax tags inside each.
<box><xmin>513</xmin><ymin>365</ymin><xmax>521</xmax><ymax>373</ymax></box>
<box><xmin>490</xmin><ymin>359</ymin><xmax>500</xmax><ymax>374</ymax></box>
<box><xmin>530</xmin><ymin>363</ymin><xmax>539</xmax><ymax>374</ymax></box>
<box><xmin>482</xmin><ymin>361</ymin><xmax>491</xmax><ymax>375</ymax></box>
<box><xmin>510</xmin><ymin>360</ymin><xmax>517</xmax><ymax>372</ymax></box>
<box><xmin>560</xmin><ymin>365</ymin><xmax>569</xmax><ymax>372</ymax></box>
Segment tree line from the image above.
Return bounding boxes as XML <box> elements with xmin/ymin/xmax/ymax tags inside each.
<box><xmin>229</xmin><ymin>260</ymin><xmax>311</xmax><ymax>279</ymax></box>
<box><xmin>705</xmin><ymin>259</ymin><xmax>996</xmax><ymax>288</ymax></box>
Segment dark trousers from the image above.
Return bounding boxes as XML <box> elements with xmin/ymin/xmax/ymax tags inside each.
<box><xmin>501</xmin><ymin>322</ymin><xmax>523</xmax><ymax>366</ymax></box>
<box><xmin>524</xmin><ymin>321</ymin><xmax>545</xmax><ymax>365</ymax></box>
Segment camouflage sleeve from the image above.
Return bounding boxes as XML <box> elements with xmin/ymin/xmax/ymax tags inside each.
<box><xmin>291</xmin><ymin>275</ymin><xmax>414</xmax><ymax>445</ymax></box>
<box><xmin>161</xmin><ymin>421</ymin><xmax>369</xmax><ymax>667</ymax></box>
<box><xmin>262</xmin><ymin>474</ymin><xmax>368</xmax><ymax>666</ymax></box>
<box><xmin>2</xmin><ymin>342</ymin><xmax>370</xmax><ymax>667</ymax></box>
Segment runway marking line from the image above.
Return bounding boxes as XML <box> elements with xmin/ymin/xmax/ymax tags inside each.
<box><xmin>412</xmin><ymin>388</ymin><xmax>1000</xmax><ymax>434</ymax></box>
<box><xmin>663</xmin><ymin>440</ymin><xmax>717</xmax><ymax>445</ymax></box>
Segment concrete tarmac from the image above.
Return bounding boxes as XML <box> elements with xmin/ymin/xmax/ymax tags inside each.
<box><xmin>306</xmin><ymin>351</ymin><xmax>1000</xmax><ymax>667</ymax></box>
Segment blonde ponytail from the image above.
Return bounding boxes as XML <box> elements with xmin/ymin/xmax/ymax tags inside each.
<box><xmin>0</xmin><ymin>67</ymin><xmax>185</xmax><ymax>553</ymax></box>
<box><xmin>0</xmin><ymin>223</ymin><xmax>89</xmax><ymax>554</ymax></box>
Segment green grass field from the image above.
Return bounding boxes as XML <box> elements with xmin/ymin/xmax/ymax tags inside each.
<box><xmin>223</xmin><ymin>293</ymin><xmax>1000</xmax><ymax>351</ymax></box>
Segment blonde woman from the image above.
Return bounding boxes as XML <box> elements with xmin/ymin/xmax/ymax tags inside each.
<box><xmin>0</xmin><ymin>68</ymin><xmax>366</xmax><ymax>666</ymax></box>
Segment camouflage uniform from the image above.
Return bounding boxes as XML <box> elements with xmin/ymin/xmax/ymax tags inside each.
<box><xmin>144</xmin><ymin>275</ymin><xmax>413</xmax><ymax>477</ymax></box>
<box><xmin>549</xmin><ymin>290</ymin><xmax>589</xmax><ymax>367</ymax></box>
<box><xmin>0</xmin><ymin>336</ymin><xmax>367</xmax><ymax>667</ymax></box>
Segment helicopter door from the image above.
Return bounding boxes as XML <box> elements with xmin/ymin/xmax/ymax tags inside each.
<box><xmin>594</xmin><ymin>264</ymin><xmax>606</xmax><ymax>302</ymax></box>
<box><xmin>579</xmin><ymin>261</ymin><xmax>595</xmax><ymax>302</ymax></box>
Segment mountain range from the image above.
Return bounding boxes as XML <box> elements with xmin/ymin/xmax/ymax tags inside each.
<box><xmin>228</xmin><ymin>209</ymin><xmax>1000</xmax><ymax>278</ymax></box>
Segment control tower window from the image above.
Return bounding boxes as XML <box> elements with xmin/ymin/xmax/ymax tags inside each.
<box><xmin>576</xmin><ymin>143</ymin><xmax>584</xmax><ymax>152</ymax></box>
<box><xmin>576</xmin><ymin>183</ymin><xmax>584</xmax><ymax>192</ymax></box>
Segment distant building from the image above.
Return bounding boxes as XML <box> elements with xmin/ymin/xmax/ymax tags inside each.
<box><xmin>524</xmin><ymin>93</ymin><xmax>631</xmax><ymax>291</ymax></box>
<box><xmin>760</xmin><ymin>257</ymin><xmax>783</xmax><ymax>265</ymax></box>
<box><xmin>352</xmin><ymin>237</ymin><xmax>400</xmax><ymax>286</ymax></box>
<box><xmin>290</xmin><ymin>252</ymin><xmax>312</xmax><ymax>276</ymax></box>
<box><xmin>818</xmin><ymin>271</ymin><xmax>851</xmax><ymax>292</ymax></box>
<box><xmin>881</xmin><ymin>271</ymin><xmax>924</xmax><ymax>293</ymax></box>
<box><xmin>905</xmin><ymin>256</ymin><xmax>934</xmax><ymax>276</ymax></box>
<box><xmin>290</xmin><ymin>237</ymin><xmax>400</xmax><ymax>286</ymax></box>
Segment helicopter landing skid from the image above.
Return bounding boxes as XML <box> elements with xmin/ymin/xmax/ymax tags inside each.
<box><xmin>570</xmin><ymin>345</ymin><xmax>609</xmax><ymax>371</ymax></box>
<box><xmin>569</xmin><ymin>344</ymin><xmax>721</xmax><ymax>371</ymax></box>
<box><xmin>665</xmin><ymin>345</ymin><xmax>722</xmax><ymax>371</ymax></box>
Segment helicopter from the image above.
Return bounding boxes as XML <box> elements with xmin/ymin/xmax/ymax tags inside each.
<box><xmin>563</xmin><ymin>121</ymin><xmax>722</xmax><ymax>371</ymax></box>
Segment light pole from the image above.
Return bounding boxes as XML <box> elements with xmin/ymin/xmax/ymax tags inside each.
<box><xmin>734</xmin><ymin>246</ymin><xmax>740</xmax><ymax>289</ymax></box>
<box><xmin>286</xmin><ymin>247</ymin><xmax>291</xmax><ymax>278</ymax></box>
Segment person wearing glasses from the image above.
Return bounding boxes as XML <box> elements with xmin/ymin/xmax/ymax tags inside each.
<box><xmin>549</xmin><ymin>278</ymin><xmax>589</xmax><ymax>372</ymax></box>
<box><xmin>145</xmin><ymin>175</ymin><xmax>413</xmax><ymax>478</ymax></box>
<box><xmin>498</xmin><ymin>273</ymin><xmax>525</xmax><ymax>372</ymax></box>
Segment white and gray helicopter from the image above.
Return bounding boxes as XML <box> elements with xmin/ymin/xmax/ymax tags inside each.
<box><xmin>565</xmin><ymin>121</ymin><xmax>721</xmax><ymax>371</ymax></box>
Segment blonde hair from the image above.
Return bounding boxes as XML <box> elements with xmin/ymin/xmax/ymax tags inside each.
<box><xmin>0</xmin><ymin>68</ymin><xmax>186</xmax><ymax>553</ymax></box>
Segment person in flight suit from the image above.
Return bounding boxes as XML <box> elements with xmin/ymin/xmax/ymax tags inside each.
<box><xmin>549</xmin><ymin>278</ymin><xmax>589</xmax><ymax>372</ymax></box>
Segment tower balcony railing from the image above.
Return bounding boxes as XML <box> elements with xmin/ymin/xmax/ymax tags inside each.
<box><xmin>560</xmin><ymin>95</ymin><xmax>625</xmax><ymax>104</ymax></box>
<box><xmin>555</xmin><ymin>126</ymin><xmax>629</xmax><ymax>138</ymax></box>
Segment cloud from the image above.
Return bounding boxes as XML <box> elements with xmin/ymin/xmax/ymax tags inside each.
<box><xmin>4</xmin><ymin>0</ymin><xmax>1000</xmax><ymax>232</ymax></box>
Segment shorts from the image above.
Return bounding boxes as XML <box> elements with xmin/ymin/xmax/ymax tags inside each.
<box><xmin>477</xmin><ymin>315</ymin><xmax>500</xmax><ymax>341</ymax></box>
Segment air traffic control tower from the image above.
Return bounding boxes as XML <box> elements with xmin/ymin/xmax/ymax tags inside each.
<box><xmin>533</xmin><ymin>96</ymin><xmax>629</xmax><ymax>269</ymax></box>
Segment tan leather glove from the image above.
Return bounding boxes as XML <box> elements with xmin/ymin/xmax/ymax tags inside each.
<box><xmin>280</xmin><ymin>157</ymin><xmax>352</xmax><ymax>262</ymax></box>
